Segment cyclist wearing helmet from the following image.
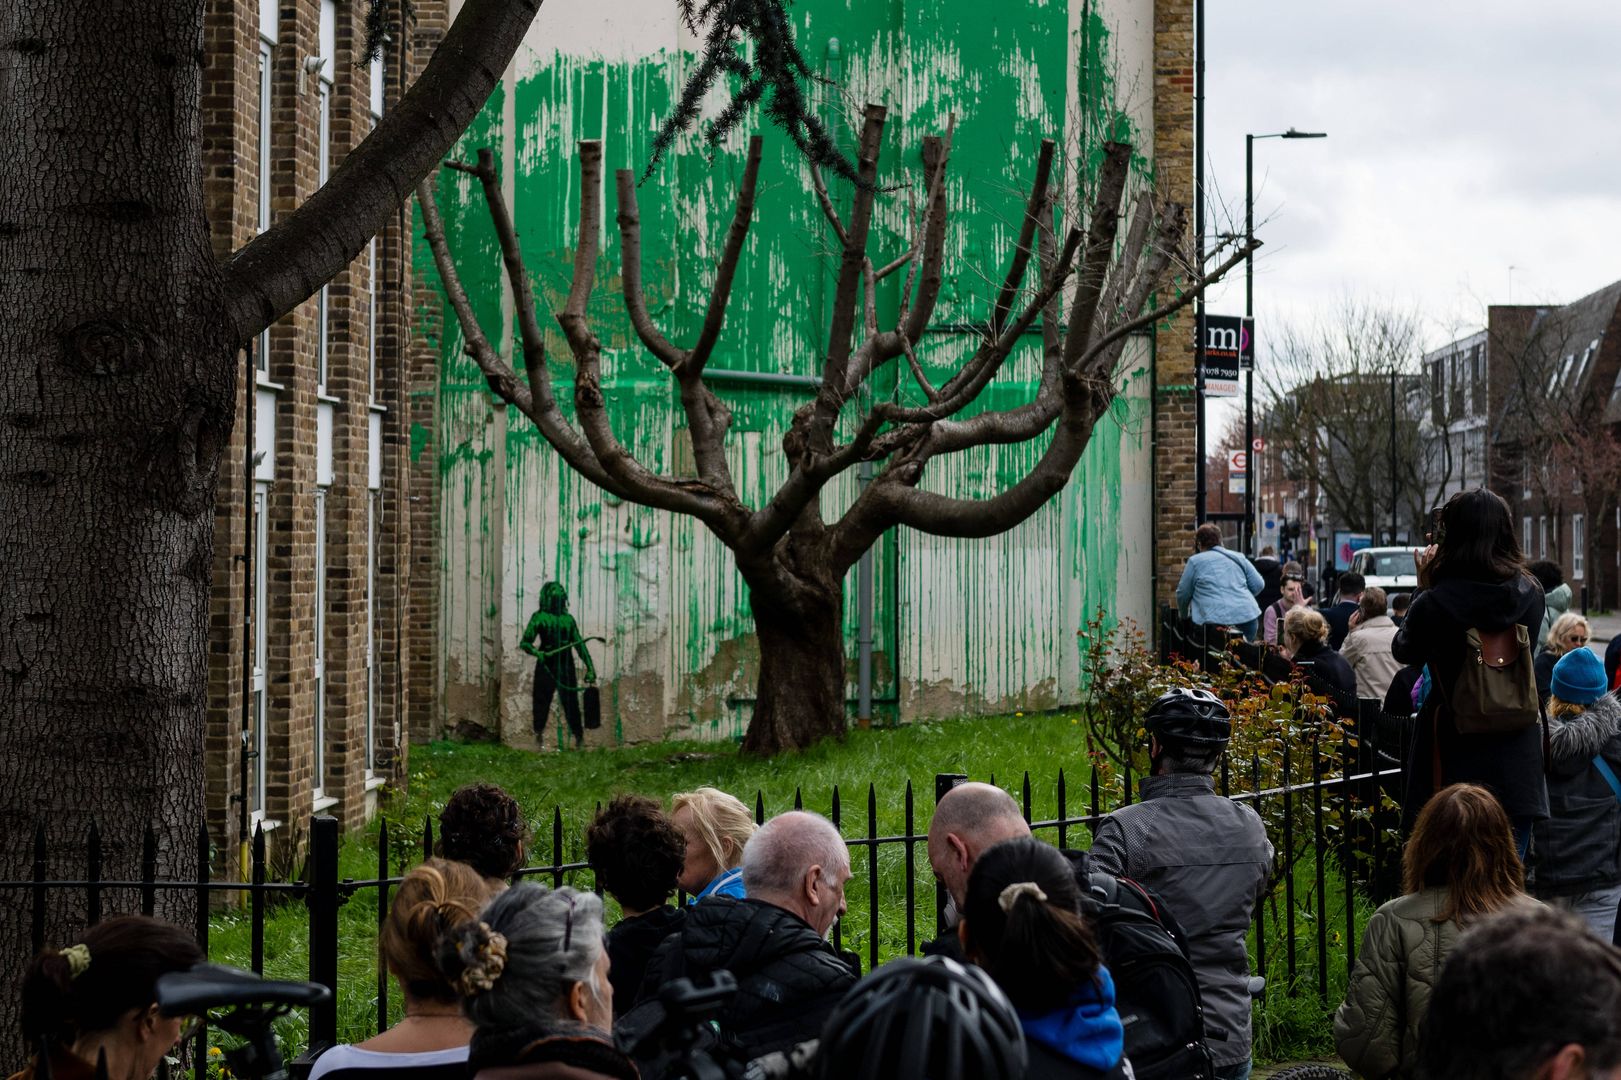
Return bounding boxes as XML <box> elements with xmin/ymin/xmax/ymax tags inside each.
<box><xmin>1087</xmin><ymin>688</ymin><xmax>1272</xmax><ymax>1080</ymax></box>
<box><xmin>812</xmin><ymin>956</ymin><xmax>1028</xmax><ymax>1080</ymax></box>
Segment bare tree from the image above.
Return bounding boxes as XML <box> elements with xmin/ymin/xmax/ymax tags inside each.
<box><xmin>421</xmin><ymin>108</ymin><xmax>1253</xmax><ymax>753</ymax></box>
<box><xmin>1258</xmin><ymin>302</ymin><xmax>1437</xmax><ymax>537</ymax></box>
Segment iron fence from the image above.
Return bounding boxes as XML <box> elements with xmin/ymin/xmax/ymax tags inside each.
<box><xmin>5</xmin><ymin>721</ymin><xmax>1408</xmax><ymax>1076</ymax></box>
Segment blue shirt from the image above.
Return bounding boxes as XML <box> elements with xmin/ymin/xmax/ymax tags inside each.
<box><xmin>1176</xmin><ymin>546</ymin><xmax>1264</xmax><ymax>626</ymax></box>
<box><xmin>688</xmin><ymin>866</ymin><xmax>746</xmax><ymax>905</ymax></box>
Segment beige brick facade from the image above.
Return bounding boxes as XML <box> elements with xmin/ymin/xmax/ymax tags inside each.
<box><xmin>200</xmin><ymin>0</ymin><xmax>417</xmax><ymax>873</ymax></box>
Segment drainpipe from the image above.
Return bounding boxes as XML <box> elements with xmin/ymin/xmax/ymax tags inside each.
<box><xmin>857</xmin><ymin>460</ymin><xmax>875</xmax><ymax>728</ymax></box>
<box><xmin>700</xmin><ymin>368</ymin><xmax>821</xmax><ymax>391</ymax></box>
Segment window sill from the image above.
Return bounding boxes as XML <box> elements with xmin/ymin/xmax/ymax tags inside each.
<box><xmin>250</xmin><ymin>814</ymin><xmax>283</xmax><ymax>833</ymax></box>
<box><xmin>369</xmin><ymin>401</ymin><xmax>387</xmax><ymax>414</ymax></box>
<box><xmin>364</xmin><ymin>774</ymin><xmax>387</xmax><ymax>793</ymax></box>
<box><xmin>312</xmin><ymin>795</ymin><xmax>340</xmax><ymax>813</ymax></box>
<box><xmin>256</xmin><ymin>375</ymin><xmax>285</xmax><ymax>391</ymax></box>
<box><xmin>317</xmin><ymin>391</ymin><xmax>341</xmax><ymax>405</ymax></box>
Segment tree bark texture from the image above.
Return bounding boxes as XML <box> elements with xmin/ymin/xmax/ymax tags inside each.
<box><xmin>739</xmin><ymin>562</ymin><xmax>846</xmax><ymax>756</ymax></box>
<box><xmin>0</xmin><ymin>0</ymin><xmax>230</xmax><ymax>1043</ymax></box>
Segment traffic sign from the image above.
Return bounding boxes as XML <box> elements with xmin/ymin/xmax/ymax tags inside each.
<box><xmin>1228</xmin><ymin>450</ymin><xmax>1247</xmax><ymax>474</ymax></box>
<box><xmin>1252</xmin><ymin>437</ymin><xmax>1266</xmax><ymax>452</ymax></box>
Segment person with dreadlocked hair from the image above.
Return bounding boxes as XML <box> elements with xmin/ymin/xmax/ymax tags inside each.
<box><xmin>957</xmin><ymin>839</ymin><xmax>1132</xmax><ymax>1080</ymax></box>
<box><xmin>11</xmin><ymin>916</ymin><xmax>204</xmax><ymax>1080</ymax></box>
<box><xmin>520</xmin><ymin>582</ymin><xmax>596</xmax><ymax>748</ymax></box>
<box><xmin>307</xmin><ymin>860</ymin><xmax>491</xmax><ymax>1080</ymax></box>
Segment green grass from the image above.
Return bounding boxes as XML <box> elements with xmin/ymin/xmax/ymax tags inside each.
<box><xmin>209</xmin><ymin>714</ymin><xmax>1354</xmax><ymax>1064</ymax></box>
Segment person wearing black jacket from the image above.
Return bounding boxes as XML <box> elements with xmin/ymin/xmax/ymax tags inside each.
<box><xmin>1391</xmin><ymin>489</ymin><xmax>1548</xmax><ymax>845</ymax></box>
<box><xmin>585</xmin><ymin>795</ymin><xmax>688</xmax><ymax>1017</ymax></box>
<box><xmin>1323</xmin><ymin>572</ymin><xmax>1365</xmax><ymax>651</ymax></box>
<box><xmin>624</xmin><ymin>812</ymin><xmax>858</xmax><ymax>1063</ymax></box>
<box><xmin>1283</xmin><ymin>606</ymin><xmax>1358</xmax><ymax>699</ymax></box>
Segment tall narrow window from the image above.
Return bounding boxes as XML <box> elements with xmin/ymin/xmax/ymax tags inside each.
<box><xmin>1523</xmin><ymin>516</ymin><xmax>1533</xmax><ymax>557</ymax></box>
<box><xmin>1540</xmin><ymin>516</ymin><xmax>1549</xmax><ymax>560</ymax></box>
<box><xmin>367</xmin><ymin>238</ymin><xmax>378</xmax><ymax>402</ymax></box>
<box><xmin>1573</xmin><ymin>514</ymin><xmax>1585</xmax><ymax>580</ymax></box>
<box><xmin>316</xmin><ymin>0</ymin><xmax>335</xmax><ymax>392</ymax></box>
<box><xmin>251</xmin><ymin>485</ymin><xmax>269</xmax><ymax>819</ymax></box>
<box><xmin>366</xmin><ymin>492</ymin><xmax>378</xmax><ymax>776</ymax></box>
<box><xmin>312</xmin><ymin>490</ymin><xmax>327</xmax><ymax>801</ymax></box>
<box><xmin>255</xmin><ymin>34</ymin><xmax>273</xmax><ymax>374</ymax></box>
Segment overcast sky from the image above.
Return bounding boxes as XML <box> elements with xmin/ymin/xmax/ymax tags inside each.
<box><xmin>1198</xmin><ymin>0</ymin><xmax>1621</xmax><ymax>438</ymax></box>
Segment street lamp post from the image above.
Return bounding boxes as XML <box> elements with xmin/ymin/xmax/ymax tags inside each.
<box><xmin>1245</xmin><ymin>128</ymin><xmax>1325</xmax><ymax>554</ymax></box>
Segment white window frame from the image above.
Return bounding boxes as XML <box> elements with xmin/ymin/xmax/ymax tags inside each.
<box><xmin>367</xmin><ymin>237</ymin><xmax>378</xmax><ymax>403</ymax></box>
<box><xmin>1573</xmin><ymin>513</ymin><xmax>1585</xmax><ymax>580</ymax></box>
<box><xmin>365</xmin><ymin>492</ymin><xmax>378</xmax><ymax>777</ymax></box>
<box><xmin>312</xmin><ymin>490</ymin><xmax>328</xmax><ymax>802</ymax></box>
<box><xmin>1523</xmin><ymin>515</ymin><xmax>1533</xmax><ymax>557</ymax></box>
<box><xmin>255</xmin><ymin>38</ymin><xmax>274</xmax><ymax>374</ymax></box>
<box><xmin>316</xmin><ymin>0</ymin><xmax>334</xmax><ymax>394</ymax></box>
<box><xmin>1540</xmin><ymin>515</ymin><xmax>1549</xmax><ymax>560</ymax></box>
<box><xmin>251</xmin><ymin>485</ymin><xmax>269</xmax><ymax>821</ymax></box>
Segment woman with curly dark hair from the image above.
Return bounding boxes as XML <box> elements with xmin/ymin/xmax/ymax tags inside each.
<box><xmin>586</xmin><ymin>795</ymin><xmax>687</xmax><ymax>1015</ymax></box>
<box><xmin>439</xmin><ymin>783</ymin><xmax>528</xmax><ymax>890</ymax></box>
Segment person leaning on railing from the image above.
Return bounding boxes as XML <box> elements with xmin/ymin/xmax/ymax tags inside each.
<box><xmin>11</xmin><ymin>915</ymin><xmax>204</xmax><ymax>1080</ymax></box>
<box><xmin>441</xmin><ymin>883</ymin><xmax>636</xmax><ymax>1080</ymax></box>
<box><xmin>307</xmin><ymin>859</ymin><xmax>491</xmax><ymax>1080</ymax></box>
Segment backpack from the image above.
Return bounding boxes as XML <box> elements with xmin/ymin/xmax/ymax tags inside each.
<box><xmin>1066</xmin><ymin>857</ymin><xmax>1214</xmax><ymax>1080</ymax></box>
<box><xmin>1447</xmin><ymin>624</ymin><xmax>1539</xmax><ymax>734</ymax></box>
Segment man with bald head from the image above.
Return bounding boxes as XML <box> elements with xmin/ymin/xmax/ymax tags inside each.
<box><xmin>927</xmin><ymin>781</ymin><xmax>1033</xmax><ymax>910</ymax></box>
<box><xmin>626</xmin><ymin>810</ymin><xmax>858</xmax><ymax>1062</ymax></box>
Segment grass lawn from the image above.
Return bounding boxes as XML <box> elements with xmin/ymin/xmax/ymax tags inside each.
<box><xmin>210</xmin><ymin>713</ymin><xmax>1353</xmax><ymax>1063</ymax></box>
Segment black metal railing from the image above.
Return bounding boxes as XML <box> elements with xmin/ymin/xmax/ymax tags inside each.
<box><xmin>5</xmin><ymin>727</ymin><xmax>1408</xmax><ymax>1075</ymax></box>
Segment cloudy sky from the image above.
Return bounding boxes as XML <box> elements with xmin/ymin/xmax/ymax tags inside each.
<box><xmin>1197</xmin><ymin>0</ymin><xmax>1621</xmax><ymax>437</ymax></box>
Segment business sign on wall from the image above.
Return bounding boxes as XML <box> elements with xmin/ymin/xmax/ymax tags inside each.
<box><xmin>1198</xmin><ymin>315</ymin><xmax>1253</xmax><ymax>396</ymax></box>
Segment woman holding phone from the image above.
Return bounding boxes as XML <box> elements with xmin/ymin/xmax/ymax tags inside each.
<box><xmin>1390</xmin><ymin>490</ymin><xmax>1547</xmax><ymax>851</ymax></box>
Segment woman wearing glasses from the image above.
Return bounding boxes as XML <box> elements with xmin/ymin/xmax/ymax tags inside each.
<box><xmin>14</xmin><ymin>916</ymin><xmax>204</xmax><ymax>1080</ymax></box>
<box><xmin>1536</xmin><ymin>612</ymin><xmax>1592</xmax><ymax>707</ymax></box>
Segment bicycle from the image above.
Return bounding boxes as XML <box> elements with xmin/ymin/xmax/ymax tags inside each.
<box><xmin>155</xmin><ymin>964</ymin><xmax>331</xmax><ymax>1080</ymax></box>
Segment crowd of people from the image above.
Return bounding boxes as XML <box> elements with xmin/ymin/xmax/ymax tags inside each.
<box><xmin>15</xmin><ymin>490</ymin><xmax>1621</xmax><ymax>1080</ymax></box>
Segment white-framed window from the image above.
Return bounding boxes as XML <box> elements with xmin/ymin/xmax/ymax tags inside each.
<box><xmin>1540</xmin><ymin>516</ymin><xmax>1549</xmax><ymax>560</ymax></box>
<box><xmin>250</xmin><ymin>485</ymin><xmax>269</xmax><ymax>819</ymax></box>
<box><xmin>316</xmin><ymin>0</ymin><xmax>335</xmax><ymax>393</ymax></box>
<box><xmin>365</xmin><ymin>491</ymin><xmax>378</xmax><ymax>776</ymax></box>
<box><xmin>367</xmin><ymin>237</ymin><xmax>378</xmax><ymax>402</ymax></box>
<box><xmin>1523</xmin><ymin>515</ymin><xmax>1533</xmax><ymax>556</ymax></box>
<box><xmin>312</xmin><ymin>490</ymin><xmax>328</xmax><ymax>802</ymax></box>
<box><xmin>1573</xmin><ymin>514</ymin><xmax>1585</xmax><ymax>580</ymax></box>
<box><xmin>255</xmin><ymin>33</ymin><xmax>274</xmax><ymax>374</ymax></box>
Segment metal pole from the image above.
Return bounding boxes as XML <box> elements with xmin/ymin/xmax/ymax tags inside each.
<box><xmin>1244</xmin><ymin>134</ymin><xmax>1255</xmax><ymax>553</ymax></box>
<box><xmin>1390</xmin><ymin>371</ymin><xmax>1398</xmax><ymax>541</ymax></box>
<box><xmin>1193</xmin><ymin>0</ymin><xmax>1207</xmax><ymax>525</ymax></box>
<box><xmin>856</xmin><ymin>460</ymin><xmax>874</xmax><ymax>728</ymax></box>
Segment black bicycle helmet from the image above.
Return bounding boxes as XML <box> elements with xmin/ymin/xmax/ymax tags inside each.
<box><xmin>813</xmin><ymin>956</ymin><xmax>1026</xmax><ymax>1080</ymax></box>
<box><xmin>1143</xmin><ymin>686</ymin><xmax>1231</xmax><ymax>750</ymax></box>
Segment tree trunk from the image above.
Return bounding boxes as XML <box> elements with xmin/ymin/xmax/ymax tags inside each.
<box><xmin>0</xmin><ymin>0</ymin><xmax>228</xmax><ymax>1031</ymax></box>
<box><xmin>740</xmin><ymin>565</ymin><xmax>847</xmax><ymax>755</ymax></box>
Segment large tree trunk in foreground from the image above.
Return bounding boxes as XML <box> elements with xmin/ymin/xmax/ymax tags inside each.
<box><xmin>740</xmin><ymin>565</ymin><xmax>846</xmax><ymax>755</ymax></box>
<box><xmin>0</xmin><ymin>0</ymin><xmax>227</xmax><ymax>970</ymax></box>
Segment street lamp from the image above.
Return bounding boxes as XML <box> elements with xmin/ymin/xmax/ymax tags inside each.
<box><xmin>1245</xmin><ymin>128</ymin><xmax>1326</xmax><ymax>555</ymax></box>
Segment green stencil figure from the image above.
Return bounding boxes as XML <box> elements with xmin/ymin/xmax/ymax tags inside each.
<box><xmin>520</xmin><ymin>581</ymin><xmax>596</xmax><ymax>747</ymax></box>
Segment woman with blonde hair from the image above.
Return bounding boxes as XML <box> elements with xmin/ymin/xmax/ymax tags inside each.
<box><xmin>308</xmin><ymin>859</ymin><xmax>491</xmax><ymax>1080</ymax></box>
<box><xmin>1283</xmin><ymin>606</ymin><xmax>1356</xmax><ymax>697</ymax></box>
<box><xmin>1535</xmin><ymin>611</ymin><xmax>1591</xmax><ymax>705</ymax></box>
<box><xmin>670</xmin><ymin>787</ymin><xmax>756</xmax><ymax>903</ymax></box>
<box><xmin>1334</xmin><ymin>784</ymin><xmax>1541</xmax><ymax>1079</ymax></box>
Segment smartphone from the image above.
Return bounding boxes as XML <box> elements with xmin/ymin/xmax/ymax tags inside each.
<box><xmin>1427</xmin><ymin>505</ymin><xmax>1446</xmax><ymax>544</ymax></box>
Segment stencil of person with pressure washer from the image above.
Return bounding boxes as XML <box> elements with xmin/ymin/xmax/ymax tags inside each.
<box><xmin>520</xmin><ymin>581</ymin><xmax>599</xmax><ymax>748</ymax></box>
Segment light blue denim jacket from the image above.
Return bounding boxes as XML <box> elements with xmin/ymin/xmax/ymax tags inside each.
<box><xmin>1175</xmin><ymin>546</ymin><xmax>1264</xmax><ymax>626</ymax></box>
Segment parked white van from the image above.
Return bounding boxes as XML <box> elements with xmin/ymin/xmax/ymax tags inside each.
<box><xmin>1347</xmin><ymin>546</ymin><xmax>1423</xmax><ymax>594</ymax></box>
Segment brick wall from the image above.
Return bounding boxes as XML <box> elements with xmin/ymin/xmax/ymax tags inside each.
<box><xmin>200</xmin><ymin>0</ymin><xmax>416</xmax><ymax>874</ymax></box>
<box><xmin>1152</xmin><ymin>0</ymin><xmax>1198</xmax><ymax>611</ymax></box>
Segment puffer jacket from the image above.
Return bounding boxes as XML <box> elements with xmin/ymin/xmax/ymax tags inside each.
<box><xmin>628</xmin><ymin>898</ymin><xmax>858</xmax><ymax>1062</ymax></box>
<box><xmin>471</xmin><ymin>1020</ymin><xmax>639</xmax><ymax>1080</ymax></box>
<box><xmin>1539</xmin><ymin>582</ymin><xmax>1573</xmax><ymax>648</ymax></box>
<box><xmin>1086</xmin><ymin>773</ymin><xmax>1273</xmax><ymax>1068</ymax></box>
<box><xmin>1532</xmin><ymin>694</ymin><xmax>1621</xmax><ymax>896</ymax></box>
<box><xmin>1333</xmin><ymin>889</ymin><xmax>1542</xmax><ymax>1079</ymax></box>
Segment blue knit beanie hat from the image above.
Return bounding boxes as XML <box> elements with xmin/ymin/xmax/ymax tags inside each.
<box><xmin>1551</xmin><ymin>647</ymin><xmax>1607</xmax><ymax>705</ymax></box>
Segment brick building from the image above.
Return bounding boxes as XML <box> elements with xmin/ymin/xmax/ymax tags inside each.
<box><xmin>200</xmin><ymin>0</ymin><xmax>419</xmax><ymax>869</ymax></box>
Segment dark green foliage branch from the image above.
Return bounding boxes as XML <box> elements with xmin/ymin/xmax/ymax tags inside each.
<box><xmin>648</xmin><ymin>0</ymin><xmax>860</xmax><ymax>183</ymax></box>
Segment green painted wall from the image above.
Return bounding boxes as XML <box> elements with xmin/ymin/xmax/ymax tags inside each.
<box><xmin>416</xmin><ymin>0</ymin><xmax>1161</xmax><ymax>745</ymax></box>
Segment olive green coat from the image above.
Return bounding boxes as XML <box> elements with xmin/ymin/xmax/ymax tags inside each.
<box><xmin>1332</xmin><ymin>888</ymin><xmax>1542</xmax><ymax>1079</ymax></box>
